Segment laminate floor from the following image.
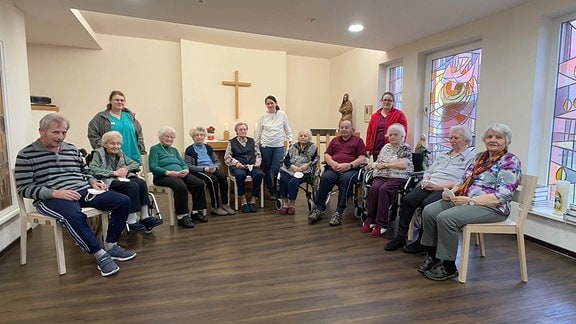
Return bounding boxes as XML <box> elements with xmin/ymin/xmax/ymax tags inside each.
<box><xmin>0</xmin><ymin>193</ymin><xmax>575</xmax><ymax>323</ymax></box>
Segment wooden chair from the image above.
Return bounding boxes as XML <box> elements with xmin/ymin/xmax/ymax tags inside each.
<box><xmin>228</xmin><ymin>174</ymin><xmax>265</xmax><ymax>210</ymax></box>
<box><xmin>458</xmin><ymin>174</ymin><xmax>538</xmax><ymax>283</ymax></box>
<box><xmin>141</xmin><ymin>155</ymin><xmax>176</xmax><ymax>227</ymax></box>
<box><xmin>17</xmin><ymin>194</ymin><xmax>108</xmax><ymax>275</ymax></box>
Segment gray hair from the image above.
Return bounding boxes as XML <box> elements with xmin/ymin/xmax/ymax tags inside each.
<box><xmin>234</xmin><ymin>122</ymin><xmax>248</xmax><ymax>132</ymax></box>
<box><xmin>102</xmin><ymin>131</ymin><xmax>123</xmax><ymax>145</ymax></box>
<box><xmin>39</xmin><ymin>113</ymin><xmax>69</xmax><ymax>131</ymax></box>
<box><xmin>189</xmin><ymin>126</ymin><xmax>206</xmax><ymax>138</ymax></box>
<box><xmin>387</xmin><ymin>123</ymin><xmax>405</xmax><ymax>138</ymax></box>
<box><xmin>450</xmin><ymin>125</ymin><xmax>474</xmax><ymax>144</ymax></box>
<box><xmin>481</xmin><ymin>123</ymin><xmax>512</xmax><ymax>145</ymax></box>
<box><xmin>298</xmin><ymin>129</ymin><xmax>313</xmax><ymax>142</ymax></box>
<box><xmin>157</xmin><ymin>126</ymin><xmax>176</xmax><ymax>140</ymax></box>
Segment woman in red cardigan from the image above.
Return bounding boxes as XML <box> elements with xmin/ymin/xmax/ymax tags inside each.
<box><xmin>365</xmin><ymin>92</ymin><xmax>408</xmax><ymax>161</ymax></box>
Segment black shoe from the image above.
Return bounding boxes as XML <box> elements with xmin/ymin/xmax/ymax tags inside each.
<box><xmin>384</xmin><ymin>237</ymin><xmax>406</xmax><ymax>251</ymax></box>
<box><xmin>403</xmin><ymin>241</ymin><xmax>426</xmax><ymax>254</ymax></box>
<box><xmin>417</xmin><ymin>256</ymin><xmax>442</xmax><ymax>273</ymax></box>
<box><xmin>424</xmin><ymin>263</ymin><xmax>459</xmax><ymax>281</ymax></box>
<box><xmin>140</xmin><ymin>217</ymin><xmax>163</xmax><ymax>233</ymax></box>
<box><xmin>191</xmin><ymin>212</ymin><xmax>208</xmax><ymax>223</ymax></box>
<box><xmin>177</xmin><ymin>215</ymin><xmax>195</xmax><ymax>228</ymax></box>
<box><xmin>241</xmin><ymin>204</ymin><xmax>251</xmax><ymax>213</ymax></box>
<box><xmin>249</xmin><ymin>203</ymin><xmax>258</xmax><ymax>213</ymax></box>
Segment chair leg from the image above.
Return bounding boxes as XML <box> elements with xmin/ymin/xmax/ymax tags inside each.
<box><xmin>20</xmin><ymin>217</ymin><xmax>28</xmax><ymax>266</ymax></box>
<box><xmin>458</xmin><ymin>228</ymin><xmax>472</xmax><ymax>283</ymax></box>
<box><xmin>479</xmin><ymin>233</ymin><xmax>486</xmax><ymax>257</ymax></box>
<box><xmin>53</xmin><ymin>224</ymin><xmax>67</xmax><ymax>275</ymax></box>
<box><xmin>167</xmin><ymin>192</ymin><xmax>175</xmax><ymax>227</ymax></box>
<box><xmin>234</xmin><ymin>179</ymin><xmax>239</xmax><ymax>210</ymax></box>
<box><xmin>260</xmin><ymin>181</ymin><xmax>265</xmax><ymax>208</ymax></box>
<box><xmin>407</xmin><ymin>217</ymin><xmax>415</xmax><ymax>241</ymax></box>
<box><xmin>517</xmin><ymin>231</ymin><xmax>528</xmax><ymax>282</ymax></box>
<box><xmin>100</xmin><ymin>213</ymin><xmax>109</xmax><ymax>242</ymax></box>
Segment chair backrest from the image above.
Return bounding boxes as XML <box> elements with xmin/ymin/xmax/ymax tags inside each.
<box><xmin>412</xmin><ymin>152</ymin><xmax>425</xmax><ymax>173</ymax></box>
<box><xmin>315</xmin><ymin>131</ymin><xmax>362</xmax><ymax>164</ymax></box>
<box><xmin>140</xmin><ymin>154</ymin><xmax>154</xmax><ymax>184</ymax></box>
<box><xmin>510</xmin><ymin>174</ymin><xmax>538</xmax><ymax>228</ymax></box>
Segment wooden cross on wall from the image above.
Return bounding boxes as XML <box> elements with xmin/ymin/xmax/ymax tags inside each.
<box><xmin>222</xmin><ymin>70</ymin><xmax>251</xmax><ymax>119</ymax></box>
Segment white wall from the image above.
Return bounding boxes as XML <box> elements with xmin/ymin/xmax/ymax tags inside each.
<box><xmin>0</xmin><ymin>0</ymin><xmax>34</xmax><ymax>251</ymax></box>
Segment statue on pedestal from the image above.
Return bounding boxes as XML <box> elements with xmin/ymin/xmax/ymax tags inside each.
<box><xmin>339</xmin><ymin>93</ymin><xmax>353</xmax><ymax>124</ymax></box>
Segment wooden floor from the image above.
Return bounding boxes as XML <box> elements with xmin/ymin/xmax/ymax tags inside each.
<box><xmin>1</xmin><ymin>193</ymin><xmax>575</xmax><ymax>323</ymax></box>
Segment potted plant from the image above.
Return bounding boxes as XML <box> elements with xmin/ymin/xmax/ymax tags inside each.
<box><xmin>207</xmin><ymin>125</ymin><xmax>216</xmax><ymax>140</ymax></box>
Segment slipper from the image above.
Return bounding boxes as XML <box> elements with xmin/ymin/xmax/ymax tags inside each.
<box><xmin>241</xmin><ymin>203</ymin><xmax>251</xmax><ymax>213</ymax></box>
<box><xmin>249</xmin><ymin>203</ymin><xmax>258</xmax><ymax>212</ymax></box>
<box><xmin>279</xmin><ymin>207</ymin><xmax>288</xmax><ymax>215</ymax></box>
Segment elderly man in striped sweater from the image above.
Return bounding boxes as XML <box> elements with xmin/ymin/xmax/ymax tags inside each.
<box><xmin>15</xmin><ymin>113</ymin><xmax>136</xmax><ymax>277</ymax></box>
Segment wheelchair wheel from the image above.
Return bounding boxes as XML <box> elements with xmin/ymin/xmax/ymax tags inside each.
<box><xmin>275</xmin><ymin>198</ymin><xmax>283</xmax><ymax>210</ymax></box>
<box><xmin>355</xmin><ymin>206</ymin><xmax>364</xmax><ymax>219</ymax></box>
<box><xmin>307</xmin><ymin>198</ymin><xmax>314</xmax><ymax>213</ymax></box>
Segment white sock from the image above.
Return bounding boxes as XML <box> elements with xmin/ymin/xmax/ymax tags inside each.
<box><xmin>141</xmin><ymin>205</ymin><xmax>150</xmax><ymax>219</ymax></box>
<box><xmin>177</xmin><ymin>213</ymin><xmax>188</xmax><ymax>220</ymax></box>
<box><xmin>94</xmin><ymin>249</ymin><xmax>106</xmax><ymax>259</ymax></box>
<box><xmin>127</xmin><ymin>212</ymin><xmax>139</xmax><ymax>224</ymax></box>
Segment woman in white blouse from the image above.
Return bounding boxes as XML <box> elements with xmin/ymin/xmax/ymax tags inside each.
<box><xmin>254</xmin><ymin>95</ymin><xmax>293</xmax><ymax>200</ymax></box>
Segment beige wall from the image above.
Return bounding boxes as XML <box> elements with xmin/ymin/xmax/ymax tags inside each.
<box><xmin>27</xmin><ymin>34</ymin><xmax>183</xmax><ymax>150</ymax></box>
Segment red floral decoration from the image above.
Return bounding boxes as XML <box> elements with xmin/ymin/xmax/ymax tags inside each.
<box><xmin>207</xmin><ymin>126</ymin><xmax>215</xmax><ymax>133</ymax></box>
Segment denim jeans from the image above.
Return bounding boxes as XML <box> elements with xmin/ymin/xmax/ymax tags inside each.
<box><xmin>260</xmin><ymin>146</ymin><xmax>285</xmax><ymax>194</ymax></box>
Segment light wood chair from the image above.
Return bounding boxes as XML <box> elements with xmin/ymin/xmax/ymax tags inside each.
<box><xmin>228</xmin><ymin>174</ymin><xmax>265</xmax><ymax>210</ymax></box>
<box><xmin>17</xmin><ymin>194</ymin><xmax>108</xmax><ymax>275</ymax></box>
<box><xmin>141</xmin><ymin>155</ymin><xmax>176</xmax><ymax>227</ymax></box>
<box><xmin>458</xmin><ymin>174</ymin><xmax>538</xmax><ymax>283</ymax></box>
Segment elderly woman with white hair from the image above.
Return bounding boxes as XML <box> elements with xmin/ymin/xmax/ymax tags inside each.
<box><xmin>418</xmin><ymin>123</ymin><xmax>521</xmax><ymax>281</ymax></box>
<box><xmin>89</xmin><ymin>131</ymin><xmax>162</xmax><ymax>233</ymax></box>
<box><xmin>149</xmin><ymin>126</ymin><xmax>207</xmax><ymax>229</ymax></box>
<box><xmin>278</xmin><ymin>129</ymin><xmax>319</xmax><ymax>215</ymax></box>
<box><xmin>362</xmin><ymin>123</ymin><xmax>414</xmax><ymax>238</ymax></box>
<box><xmin>185</xmin><ymin>126</ymin><xmax>235</xmax><ymax>216</ymax></box>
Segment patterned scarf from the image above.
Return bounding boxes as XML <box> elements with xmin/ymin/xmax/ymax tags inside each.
<box><xmin>455</xmin><ymin>150</ymin><xmax>507</xmax><ymax>196</ymax></box>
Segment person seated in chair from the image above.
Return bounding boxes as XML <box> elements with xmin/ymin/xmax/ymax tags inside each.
<box><xmin>89</xmin><ymin>131</ymin><xmax>163</xmax><ymax>233</ymax></box>
<box><xmin>15</xmin><ymin>113</ymin><xmax>136</xmax><ymax>277</ymax></box>
<box><xmin>308</xmin><ymin>120</ymin><xmax>367</xmax><ymax>226</ymax></box>
<box><xmin>386</xmin><ymin>125</ymin><xmax>475</xmax><ymax>252</ymax></box>
<box><xmin>149</xmin><ymin>126</ymin><xmax>207</xmax><ymax>228</ymax></box>
<box><xmin>224</xmin><ymin>122</ymin><xmax>264</xmax><ymax>213</ymax></box>
<box><xmin>417</xmin><ymin>123</ymin><xmax>521</xmax><ymax>281</ymax></box>
<box><xmin>185</xmin><ymin>126</ymin><xmax>235</xmax><ymax>216</ymax></box>
<box><xmin>361</xmin><ymin>123</ymin><xmax>413</xmax><ymax>238</ymax></box>
<box><xmin>278</xmin><ymin>129</ymin><xmax>319</xmax><ymax>215</ymax></box>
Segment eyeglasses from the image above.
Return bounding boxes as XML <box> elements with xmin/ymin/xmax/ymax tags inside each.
<box><xmin>381</xmin><ymin>99</ymin><xmax>393</xmax><ymax>102</ymax></box>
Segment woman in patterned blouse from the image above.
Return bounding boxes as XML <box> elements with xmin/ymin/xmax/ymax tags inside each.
<box><xmin>361</xmin><ymin>123</ymin><xmax>414</xmax><ymax>238</ymax></box>
<box><xmin>418</xmin><ymin>123</ymin><xmax>522</xmax><ymax>281</ymax></box>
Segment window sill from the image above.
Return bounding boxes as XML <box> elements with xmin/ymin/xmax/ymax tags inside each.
<box><xmin>529</xmin><ymin>205</ymin><xmax>576</xmax><ymax>226</ymax></box>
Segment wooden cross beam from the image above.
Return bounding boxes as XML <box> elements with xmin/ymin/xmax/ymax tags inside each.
<box><xmin>222</xmin><ymin>70</ymin><xmax>251</xmax><ymax>119</ymax></box>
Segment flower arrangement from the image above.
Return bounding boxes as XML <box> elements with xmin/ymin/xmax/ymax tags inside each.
<box><xmin>207</xmin><ymin>125</ymin><xmax>215</xmax><ymax>133</ymax></box>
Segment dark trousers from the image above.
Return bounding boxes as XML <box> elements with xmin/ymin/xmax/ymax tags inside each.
<box><xmin>154</xmin><ymin>174</ymin><xmax>206</xmax><ymax>215</ymax></box>
<box><xmin>230</xmin><ymin>167</ymin><xmax>264</xmax><ymax>197</ymax></box>
<box><xmin>366</xmin><ymin>177</ymin><xmax>407</xmax><ymax>227</ymax></box>
<box><xmin>279</xmin><ymin>171</ymin><xmax>307</xmax><ymax>201</ymax></box>
<box><xmin>36</xmin><ymin>189</ymin><xmax>130</xmax><ymax>254</ymax></box>
<box><xmin>109</xmin><ymin>177</ymin><xmax>150</xmax><ymax>213</ymax></box>
<box><xmin>194</xmin><ymin>170</ymin><xmax>229</xmax><ymax>208</ymax></box>
<box><xmin>315</xmin><ymin>168</ymin><xmax>359</xmax><ymax>214</ymax></box>
<box><xmin>397</xmin><ymin>186</ymin><xmax>443</xmax><ymax>239</ymax></box>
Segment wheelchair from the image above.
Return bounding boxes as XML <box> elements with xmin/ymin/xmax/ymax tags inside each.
<box><xmin>354</xmin><ymin>152</ymin><xmax>426</xmax><ymax>231</ymax></box>
<box><xmin>275</xmin><ymin>161</ymin><xmax>320</xmax><ymax>214</ymax></box>
<box><xmin>79</xmin><ymin>148</ymin><xmax>164</xmax><ymax>233</ymax></box>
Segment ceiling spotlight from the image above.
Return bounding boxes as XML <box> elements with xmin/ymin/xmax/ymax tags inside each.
<box><xmin>195</xmin><ymin>0</ymin><xmax>207</xmax><ymax>4</ymax></box>
<box><xmin>348</xmin><ymin>24</ymin><xmax>364</xmax><ymax>32</ymax></box>
<box><xmin>307</xmin><ymin>18</ymin><xmax>317</xmax><ymax>23</ymax></box>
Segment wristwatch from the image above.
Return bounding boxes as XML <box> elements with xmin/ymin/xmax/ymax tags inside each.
<box><xmin>468</xmin><ymin>198</ymin><xmax>476</xmax><ymax>206</ymax></box>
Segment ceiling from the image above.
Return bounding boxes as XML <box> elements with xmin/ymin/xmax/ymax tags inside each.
<box><xmin>13</xmin><ymin>0</ymin><xmax>534</xmax><ymax>59</ymax></box>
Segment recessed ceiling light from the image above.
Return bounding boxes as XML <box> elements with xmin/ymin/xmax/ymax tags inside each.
<box><xmin>307</xmin><ymin>18</ymin><xmax>317</xmax><ymax>23</ymax></box>
<box><xmin>196</xmin><ymin>0</ymin><xmax>207</xmax><ymax>4</ymax></box>
<box><xmin>348</xmin><ymin>24</ymin><xmax>364</xmax><ymax>32</ymax></box>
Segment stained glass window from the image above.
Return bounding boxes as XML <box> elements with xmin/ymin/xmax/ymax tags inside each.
<box><xmin>388</xmin><ymin>65</ymin><xmax>403</xmax><ymax>109</ymax></box>
<box><xmin>549</xmin><ymin>19</ymin><xmax>576</xmax><ymax>200</ymax></box>
<box><xmin>427</xmin><ymin>49</ymin><xmax>481</xmax><ymax>161</ymax></box>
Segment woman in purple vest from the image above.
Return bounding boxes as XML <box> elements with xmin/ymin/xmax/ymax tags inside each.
<box><xmin>224</xmin><ymin>122</ymin><xmax>265</xmax><ymax>213</ymax></box>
